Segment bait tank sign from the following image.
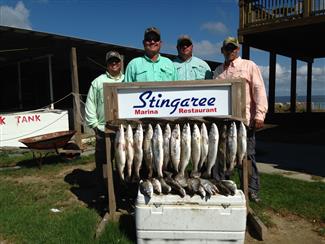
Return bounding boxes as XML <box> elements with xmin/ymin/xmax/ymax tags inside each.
<box><xmin>117</xmin><ymin>86</ymin><xmax>231</xmax><ymax>119</ymax></box>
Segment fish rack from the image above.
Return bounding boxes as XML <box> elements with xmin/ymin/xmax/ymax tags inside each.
<box><xmin>101</xmin><ymin>79</ymin><xmax>265</xmax><ymax>239</ymax></box>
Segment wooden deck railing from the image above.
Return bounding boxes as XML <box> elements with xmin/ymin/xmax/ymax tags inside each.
<box><xmin>240</xmin><ymin>0</ymin><xmax>325</xmax><ymax>28</ymax></box>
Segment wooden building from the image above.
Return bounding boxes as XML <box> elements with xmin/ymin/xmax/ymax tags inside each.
<box><xmin>238</xmin><ymin>0</ymin><xmax>325</xmax><ymax>123</ymax></box>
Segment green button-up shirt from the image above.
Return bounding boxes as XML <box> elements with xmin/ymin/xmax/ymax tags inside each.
<box><xmin>173</xmin><ymin>56</ymin><xmax>212</xmax><ymax>80</ymax></box>
<box><xmin>124</xmin><ymin>54</ymin><xmax>178</xmax><ymax>82</ymax></box>
<box><xmin>85</xmin><ymin>72</ymin><xmax>124</xmax><ymax>132</ymax></box>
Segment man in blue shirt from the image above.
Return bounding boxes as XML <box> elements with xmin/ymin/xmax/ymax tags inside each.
<box><xmin>173</xmin><ymin>35</ymin><xmax>212</xmax><ymax>80</ymax></box>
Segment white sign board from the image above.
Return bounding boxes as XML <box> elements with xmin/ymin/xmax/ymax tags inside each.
<box><xmin>0</xmin><ymin>109</ymin><xmax>69</xmax><ymax>147</ymax></box>
<box><xmin>117</xmin><ymin>86</ymin><xmax>231</xmax><ymax>119</ymax></box>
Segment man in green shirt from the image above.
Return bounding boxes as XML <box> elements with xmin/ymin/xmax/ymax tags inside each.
<box><xmin>173</xmin><ymin>35</ymin><xmax>212</xmax><ymax>80</ymax></box>
<box><xmin>85</xmin><ymin>51</ymin><xmax>124</xmax><ymax>200</ymax></box>
<box><xmin>124</xmin><ymin>27</ymin><xmax>178</xmax><ymax>82</ymax></box>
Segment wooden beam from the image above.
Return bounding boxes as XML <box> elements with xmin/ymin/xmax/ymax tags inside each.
<box><xmin>306</xmin><ymin>60</ymin><xmax>313</xmax><ymax>112</ymax></box>
<box><xmin>268</xmin><ymin>51</ymin><xmax>276</xmax><ymax>114</ymax></box>
<box><xmin>105</xmin><ymin>133</ymin><xmax>117</xmax><ymax>220</ymax></box>
<box><xmin>247</xmin><ymin>207</ymin><xmax>268</xmax><ymax>240</ymax></box>
<box><xmin>242</xmin><ymin>42</ymin><xmax>250</xmax><ymax>60</ymax></box>
<box><xmin>290</xmin><ymin>58</ymin><xmax>297</xmax><ymax>113</ymax></box>
<box><xmin>70</xmin><ymin>47</ymin><xmax>82</xmax><ymax>148</ymax></box>
<box><xmin>303</xmin><ymin>0</ymin><xmax>311</xmax><ymax>18</ymax></box>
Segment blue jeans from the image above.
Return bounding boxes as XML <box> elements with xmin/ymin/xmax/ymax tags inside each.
<box><xmin>95</xmin><ymin>130</ymin><xmax>107</xmax><ymax>196</ymax></box>
<box><xmin>239</xmin><ymin>128</ymin><xmax>260</xmax><ymax>194</ymax></box>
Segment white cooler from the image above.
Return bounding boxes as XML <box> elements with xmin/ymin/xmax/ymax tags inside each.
<box><xmin>135</xmin><ymin>189</ymin><xmax>247</xmax><ymax>244</ymax></box>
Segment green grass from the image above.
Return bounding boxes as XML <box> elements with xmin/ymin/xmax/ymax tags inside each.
<box><xmin>231</xmin><ymin>171</ymin><xmax>325</xmax><ymax>228</ymax></box>
<box><xmin>0</xmin><ymin>150</ymin><xmax>34</xmax><ymax>167</ymax></box>
<box><xmin>0</xmin><ymin>154</ymin><xmax>135</xmax><ymax>244</ymax></box>
<box><xmin>258</xmin><ymin>173</ymin><xmax>325</xmax><ymax>223</ymax></box>
<box><xmin>1</xmin><ymin>155</ymin><xmax>324</xmax><ymax>243</ymax></box>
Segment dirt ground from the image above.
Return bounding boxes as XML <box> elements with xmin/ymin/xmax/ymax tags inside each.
<box><xmin>62</xmin><ymin>163</ymin><xmax>325</xmax><ymax>244</ymax></box>
<box><xmin>245</xmin><ymin>211</ymin><xmax>325</xmax><ymax>244</ymax></box>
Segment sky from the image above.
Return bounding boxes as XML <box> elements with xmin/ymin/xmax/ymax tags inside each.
<box><xmin>0</xmin><ymin>0</ymin><xmax>324</xmax><ymax>97</ymax></box>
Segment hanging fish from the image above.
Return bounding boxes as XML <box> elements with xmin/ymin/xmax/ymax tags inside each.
<box><xmin>199</xmin><ymin>123</ymin><xmax>209</xmax><ymax>171</ymax></box>
<box><xmin>125</xmin><ymin>124</ymin><xmax>134</xmax><ymax>182</ymax></box>
<box><xmin>226</xmin><ymin>122</ymin><xmax>237</xmax><ymax>173</ymax></box>
<box><xmin>170</xmin><ymin>124</ymin><xmax>181</xmax><ymax>173</ymax></box>
<box><xmin>163</xmin><ymin>123</ymin><xmax>171</xmax><ymax>171</ymax></box>
<box><xmin>202</xmin><ymin>123</ymin><xmax>219</xmax><ymax>179</ymax></box>
<box><xmin>177</xmin><ymin>123</ymin><xmax>191</xmax><ymax>179</ymax></box>
<box><xmin>152</xmin><ymin>124</ymin><xmax>164</xmax><ymax>178</ymax></box>
<box><xmin>237</xmin><ymin>121</ymin><xmax>247</xmax><ymax>166</ymax></box>
<box><xmin>143</xmin><ymin>124</ymin><xmax>154</xmax><ymax>178</ymax></box>
<box><xmin>114</xmin><ymin>124</ymin><xmax>126</xmax><ymax>181</ymax></box>
<box><xmin>132</xmin><ymin>124</ymin><xmax>143</xmax><ymax>182</ymax></box>
<box><xmin>191</xmin><ymin>123</ymin><xmax>201</xmax><ymax>177</ymax></box>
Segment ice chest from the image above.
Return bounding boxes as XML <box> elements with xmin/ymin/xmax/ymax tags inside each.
<box><xmin>135</xmin><ymin>189</ymin><xmax>247</xmax><ymax>244</ymax></box>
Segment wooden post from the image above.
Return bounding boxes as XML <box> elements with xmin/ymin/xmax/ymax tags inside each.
<box><xmin>70</xmin><ymin>47</ymin><xmax>82</xmax><ymax>148</ymax></box>
<box><xmin>303</xmin><ymin>0</ymin><xmax>311</xmax><ymax>18</ymax></box>
<box><xmin>105</xmin><ymin>132</ymin><xmax>117</xmax><ymax>220</ymax></box>
<box><xmin>268</xmin><ymin>52</ymin><xmax>276</xmax><ymax>114</ymax></box>
<box><xmin>48</xmin><ymin>55</ymin><xmax>54</xmax><ymax>109</ymax></box>
<box><xmin>306</xmin><ymin>60</ymin><xmax>313</xmax><ymax>112</ymax></box>
<box><xmin>290</xmin><ymin>58</ymin><xmax>297</xmax><ymax>113</ymax></box>
<box><xmin>241</xmin><ymin>42</ymin><xmax>250</xmax><ymax>60</ymax></box>
<box><xmin>243</xmin><ymin>157</ymin><xmax>249</xmax><ymax>203</ymax></box>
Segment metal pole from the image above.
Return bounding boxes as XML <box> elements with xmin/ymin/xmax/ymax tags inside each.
<box><xmin>48</xmin><ymin>55</ymin><xmax>54</xmax><ymax>109</ymax></box>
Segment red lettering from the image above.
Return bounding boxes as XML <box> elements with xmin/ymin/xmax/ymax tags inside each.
<box><xmin>0</xmin><ymin>116</ymin><xmax>5</xmax><ymax>125</ymax></box>
<box><xmin>28</xmin><ymin>116</ymin><xmax>34</xmax><ymax>122</ymax></box>
<box><xmin>16</xmin><ymin>115</ymin><xmax>41</xmax><ymax>124</ymax></box>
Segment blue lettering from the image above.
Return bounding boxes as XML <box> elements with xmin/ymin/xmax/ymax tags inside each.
<box><xmin>180</xmin><ymin>98</ymin><xmax>190</xmax><ymax>107</ymax></box>
<box><xmin>133</xmin><ymin>90</ymin><xmax>152</xmax><ymax>108</ymax></box>
<box><xmin>133</xmin><ymin>90</ymin><xmax>216</xmax><ymax>114</ymax></box>
<box><xmin>198</xmin><ymin>98</ymin><xmax>207</xmax><ymax>106</ymax></box>
<box><xmin>207</xmin><ymin>97</ymin><xmax>216</xmax><ymax>105</ymax></box>
<box><xmin>191</xmin><ymin>97</ymin><xmax>199</xmax><ymax>106</ymax></box>
<box><xmin>160</xmin><ymin>99</ymin><xmax>171</xmax><ymax>107</ymax></box>
<box><xmin>170</xmin><ymin>99</ymin><xmax>180</xmax><ymax>114</ymax></box>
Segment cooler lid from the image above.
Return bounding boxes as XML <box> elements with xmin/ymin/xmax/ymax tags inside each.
<box><xmin>136</xmin><ymin>189</ymin><xmax>246</xmax><ymax>206</ymax></box>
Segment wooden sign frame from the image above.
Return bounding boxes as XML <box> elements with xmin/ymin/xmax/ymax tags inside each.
<box><xmin>103</xmin><ymin>78</ymin><xmax>247</xmax><ymax>123</ymax></box>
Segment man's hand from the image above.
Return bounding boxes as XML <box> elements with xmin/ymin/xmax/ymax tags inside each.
<box><xmin>254</xmin><ymin>119</ymin><xmax>264</xmax><ymax>129</ymax></box>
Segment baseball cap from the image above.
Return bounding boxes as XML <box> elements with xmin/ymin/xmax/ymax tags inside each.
<box><xmin>105</xmin><ymin>51</ymin><xmax>122</xmax><ymax>63</ymax></box>
<box><xmin>144</xmin><ymin>27</ymin><xmax>161</xmax><ymax>39</ymax></box>
<box><xmin>223</xmin><ymin>37</ymin><xmax>240</xmax><ymax>48</ymax></box>
<box><xmin>177</xmin><ymin>35</ymin><xmax>192</xmax><ymax>46</ymax></box>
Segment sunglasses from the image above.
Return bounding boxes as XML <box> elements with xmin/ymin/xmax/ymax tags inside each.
<box><xmin>223</xmin><ymin>44</ymin><xmax>238</xmax><ymax>52</ymax></box>
<box><xmin>107</xmin><ymin>58</ymin><xmax>121</xmax><ymax>64</ymax></box>
<box><xmin>178</xmin><ymin>40</ymin><xmax>192</xmax><ymax>47</ymax></box>
<box><xmin>144</xmin><ymin>33</ymin><xmax>160</xmax><ymax>42</ymax></box>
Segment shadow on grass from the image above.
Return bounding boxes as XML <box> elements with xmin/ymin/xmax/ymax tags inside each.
<box><xmin>64</xmin><ymin>168</ymin><xmax>138</xmax><ymax>212</ymax></box>
<box><xmin>17</xmin><ymin>154</ymin><xmax>67</xmax><ymax>168</ymax></box>
<box><xmin>119</xmin><ymin>214</ymin><xmax>137</xmax><ymax>242</ymax></box>
<box><xmin>64</xmin><ymin>168</ymin><xmax>138</xmax><ymax>242</ymax></box>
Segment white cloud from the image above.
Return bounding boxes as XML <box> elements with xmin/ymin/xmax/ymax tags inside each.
<box><xmin>192</xmin><ymin>40</ymin><xmax>223</xmax><ymax>60</ymax></box>
<box><xmin>0</xmin><ymin>1</ymin><xmax>32</xmax><ymax>29</ymax></box>
<box><xmin>258</xmin><ymin>62</ymin><xmax>325</xmax><ymax>96</ymax></box>
<box><xmin>200</xmin><ymin>22</ymin><xmax>228</xmax><ymax>34</ymax></box>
